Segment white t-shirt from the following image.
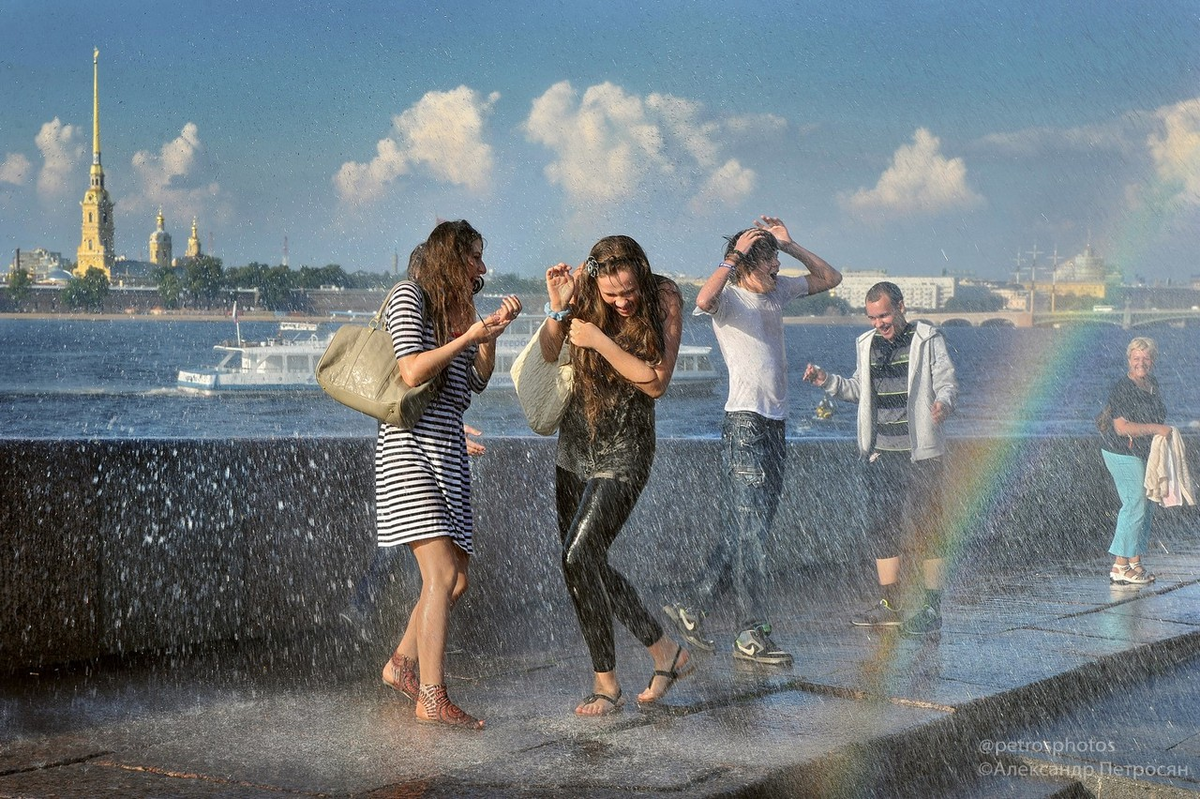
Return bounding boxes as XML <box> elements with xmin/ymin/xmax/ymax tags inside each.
<box><xmin>697</xmin><ymin>275</ymin><xmax>809</xmax><ymax>420</ymax></box>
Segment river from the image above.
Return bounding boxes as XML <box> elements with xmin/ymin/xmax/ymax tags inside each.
<box><xmin>1</xmin><ymin>316</ymin><xmax>1196</xmax><ymax>440</ymax></box>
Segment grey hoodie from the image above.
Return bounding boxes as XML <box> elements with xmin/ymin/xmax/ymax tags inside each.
<box><xmin>823</xmin><ymin>321</ymin><xmax>958</xmax><ymax>461</ymax></box>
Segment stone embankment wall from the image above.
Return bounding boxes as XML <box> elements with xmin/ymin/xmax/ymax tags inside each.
<box><xmin>2</xmin><ymin>437</ymin><xmax>1194</xmax><ymax>671</ymax></box>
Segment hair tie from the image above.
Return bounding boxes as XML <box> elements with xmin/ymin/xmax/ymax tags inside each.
<box><xmin>585</xmin><ymin>257</ymin><xmax>601</xmax><ymax>278</ymax></box>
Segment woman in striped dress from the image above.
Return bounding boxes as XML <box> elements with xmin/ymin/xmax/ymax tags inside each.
<box><xmin>377</xmin><ymin>220</ymin><xmax>521</xmax><ymax>729</ymax></box>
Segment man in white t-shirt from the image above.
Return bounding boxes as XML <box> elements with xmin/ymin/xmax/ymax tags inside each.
<box><xmin>665</xmin><ymin>216</ymin><xmax>841</xmax><ymax>666</ymax></box>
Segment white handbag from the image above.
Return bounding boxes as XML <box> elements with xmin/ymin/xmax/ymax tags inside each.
<box><xmin>509</xmin><ymin>319</ymin><xmax>573</xmax><ymax>435</ymax></box>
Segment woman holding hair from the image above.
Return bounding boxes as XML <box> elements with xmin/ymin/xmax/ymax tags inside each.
<box><xmin>1100</xmin><ymin>336</ymin><xmax>1171</xmax><ymax>585</ymax></box>
<box><xmin>539</xmin><ymin>235</ymin><xmax>692</xmax><ymax>716</ymax></box>
<box><xmin>377</xmin><ymin>220</ymin><xmax>520</xmax><ymax>729</ymax></box>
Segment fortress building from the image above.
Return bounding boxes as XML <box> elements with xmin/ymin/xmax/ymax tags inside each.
<box><xmin>75</xmin><ymin>49</ymin><xmax>115</xmax><ymax>278</ymax></box>
<box><xmin>71</xmin><ymin>50</ymin><xmax>205</xmax><ymax>281</ymax></box>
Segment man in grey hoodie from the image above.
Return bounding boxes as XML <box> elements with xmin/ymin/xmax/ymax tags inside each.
<box><xmin>804</xmin><ymin>281</ymin><xmax>958</xmax><ymax>635</ymax></box>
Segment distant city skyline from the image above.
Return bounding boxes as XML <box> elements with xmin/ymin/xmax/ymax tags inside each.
<box><xmin>1</xmin><ymin>1</ymin><xmax>1198</xmax><ymax>282</ymax></box>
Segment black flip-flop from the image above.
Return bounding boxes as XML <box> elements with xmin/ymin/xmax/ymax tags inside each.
<box><xmin>638</xmin><ymin>645</ymin><xmax>694</xmax><ymax>704</ymax></box>
<box><xmin>576</xmin><ymin>688</ymin><xmax>624</xmax><ymax>716</ymax></box>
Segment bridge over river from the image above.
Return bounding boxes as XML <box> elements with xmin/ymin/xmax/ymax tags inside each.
<box><xmin>789</xmin><ymin>307</ymin><xmax>1200</xmax><ymax>329</ymax></box>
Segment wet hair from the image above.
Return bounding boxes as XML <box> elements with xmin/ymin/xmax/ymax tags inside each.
<box><xmin>1127</xmin><ymin>336</ymin><xmax>1157</xmax><ymax>360</ymax></box>
<box><xmin>572</xmin><ymin>235</ymin><xmax>678</xmax><ymax>428</ymax></box>
<box><xmin>865</xmin><ymin>281</ymin><xmax>905</xmax><ymax>308</ymax></box>
<box><xmin>418</xmin><ymin>220</ymin><xmax>483</xmax><ymax>344</ymax></box>
<box><xmin>405</xmin><ymin>243</ymin><xmax>425</xmax><ymax>281</ymax></box>
<box><xmin>723</xmin><ymin>229</ymin><xmax>778</xmax><ymax>285</ymax></box>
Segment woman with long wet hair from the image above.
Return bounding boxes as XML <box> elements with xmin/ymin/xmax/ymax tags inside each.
<box><xmin>538</xmin><ymin>234</ymin><xmax>692</xmax><ymax>716</ymax></box>
<box><xmin>377</xmin><ymin>220</ymin><xmax>520</xmax><ymax>729</ymax></box>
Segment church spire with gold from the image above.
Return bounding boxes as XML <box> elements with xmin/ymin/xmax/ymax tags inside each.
<box><xmin>185</xmin><ymin>217</ymin><xmax>202</xmax><ymax>259</ymax></box>
<box><xmin>149</xmin><ymin>208</ymin><xmax>172</xmax><ymax>268</ymax></box>
<box><xmin>76</xmin><ymin>47</ymin><xmax>115</xmax><ymax>278</ymax></box>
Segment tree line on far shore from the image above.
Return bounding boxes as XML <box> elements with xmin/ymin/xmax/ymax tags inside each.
<box><xmin>5</xmin><ymin>256</ymin><xmax>1127</xmax><ymax>316</ymax></box>
<box><xmin>2</xmin><ymin>257</ymin><xmax>859</xmax><ymax>317</ymax></box>
<box><xmin>4</xmin><ymin>258</ymin><xmax>401</xmax><ymax>314</ymax></box>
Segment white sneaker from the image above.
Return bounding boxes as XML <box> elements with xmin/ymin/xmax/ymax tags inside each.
<box><xmin>662</xmin><ymin>603</ymin><xmax>714</xmax><ymax>651</ymax></box>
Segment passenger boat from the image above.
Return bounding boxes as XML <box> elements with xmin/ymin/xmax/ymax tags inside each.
<box><xmin>488</xmin><ymin>315</ymin><xmax>719</xmax><ymax>396</ymax></box>
<box><xmin>177</xmin><ymin>319</ymin><xmax>331</xmax><ymax>393</ymax></box>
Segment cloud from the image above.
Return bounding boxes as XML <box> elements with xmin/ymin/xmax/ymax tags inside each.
<box><xmin>725</xmin><ymin>113</ymin><xmax>791</xmax><ymax>139</ymax></box>
<box><xmin>841</xmin><ymin>128</ymin><xmax>984</xmax><ymax>218</ymax></box>
<box><xmin>334</xmin><ymin>87</ymin><xmax>499</xmax><ymax>204</ymax></box>
<box><xmin>0</xmin><ymin>153</ymin><xmax>31</xmax><ymax>185</ymax></box>
<box><xmin>690</xmin><ymin>159</ymin><xmax>756</xmax><ymax>213</ymax></box>
<box><xmin>646</xmin><ymin>93</ymin><xmax>721</xmax><ymax>168</ymax></box>
<box><xmin>972</xmin><ymin>115</ymin><xmax>1148</xmax><ymax>159</ymax></box>
<box><xmin>34</xmin><ymin>118</ymin><xmax>84</xmax><ymax>198</ymax></box>
<box><xmin>524</xmin><ymin>81</ymin><xmax>764</xmax><ymax>212</ymax></box>
<box><xmin>1148</xmin><ymin>97</ymin><xmax>1200</xmax><ymax>205</ymax></box>
<box><xmin>525</xmin><ymin>81</ymin><xmax>667</xmax><ymax>205</ymax></box>
<box><xmin>125</xmin><ymin>122</ymin><xmax>221</xmax><ymax>223</ymax></box>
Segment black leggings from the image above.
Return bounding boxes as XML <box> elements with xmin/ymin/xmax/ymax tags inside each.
<box><xmin>555</xmin><ymin>468</ymin><xmax>663</xmax><ymax>673</ymax></box>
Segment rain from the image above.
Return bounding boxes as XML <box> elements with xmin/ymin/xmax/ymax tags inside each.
<box><xmin>3</xmin><ymin>1</ymin><xmax>1200</xmax><ymax>796</ymax></box>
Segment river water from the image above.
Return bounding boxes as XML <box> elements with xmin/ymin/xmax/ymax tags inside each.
<box><xmin>1</xmin><ymin>317</ymin><xmax>1197</xmax><ymax>440</ymax></box>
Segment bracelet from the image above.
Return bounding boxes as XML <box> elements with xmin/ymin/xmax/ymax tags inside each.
<box><xmin>544</xmin><ymin>302</ymin><xmax>572</xmax><ymax>322</ymax></box>
<box><xmin>719</xmin><ymin>261</ymin><xmax>736</xmax><ymax>271</ymax></box>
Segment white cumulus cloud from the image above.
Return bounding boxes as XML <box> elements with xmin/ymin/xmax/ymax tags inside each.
<box><xmin>524</xmin><ymin>81</ymin><xmax>761</xmax><ymax>213</ymax></box>
<box><xmin>691</xmin><ymin>159</ymin><xmax>756</xmax><ymax>213</ymax></box>
<box><xmin>126</xmin><ymin>122</ymin><xmax>221</xmax><ymax>223</ymax></box>
<box><xmin>841</xmin><ymin>128</ymin><xmax>984</xmax><ymax>218</ymax></box>
<box><xmin>1148</xmin><ymin>97</ymin><xmax>1200</xmax><ymax>205</ymax></box>
<box><xmin>0</xmin><ymin>153</ymin><xmax>31</xmax><ymax>185</ymax></box>
<box><xmin>334</xmin><ymin>86</ymin><xmax>499</xmax><ymax>205</ymax></box>
<box><xmin>35</xmin><ymin>118</ymin><xmax>84</xmax><ymax>198</ymax></box>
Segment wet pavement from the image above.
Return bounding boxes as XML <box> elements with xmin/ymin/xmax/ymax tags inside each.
<box><xmin>2</xmin><ymin>544</ymin><xmax>1200</xmax><ymax>797</ymax></box>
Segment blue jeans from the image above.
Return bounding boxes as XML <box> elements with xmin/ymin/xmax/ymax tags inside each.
<box><xmin>694</xmin><ymin>412</ymin><xmax>785</xmax><ymax>630</ymax></box>
<box><xmin>1102</xmin><ymin>449</ymin><xmax>1154</xmax><ymax>558</ymax></box>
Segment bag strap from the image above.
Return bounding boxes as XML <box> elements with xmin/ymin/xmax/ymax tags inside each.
<box><xmin>373</xmin><ymin>280</ymin><xmax>416</xmax><ymax>332</ymax></box>
<box><xmin>378</xmin><ymin>279</ymin><xmax>447</xmax><ymax>394</ymax></box>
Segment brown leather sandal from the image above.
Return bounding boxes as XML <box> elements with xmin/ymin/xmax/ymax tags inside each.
<box><xmin>382</xmin><ymin>653</ymin><xmax>419</xmax><ymax>703</ymax></box>
<box><xmin>416</xmin><ymin>684</ymin><xmax>484</xmax><ymax>730</ymax></box>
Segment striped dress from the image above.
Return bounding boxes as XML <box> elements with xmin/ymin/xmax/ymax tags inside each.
<box><xmin>374</xmin><ymin>282</ymin><xmax>487</xmax><ymax>554</ymax></box>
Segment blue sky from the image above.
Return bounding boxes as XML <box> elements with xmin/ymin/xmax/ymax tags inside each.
<box><xmin>1</xmin><ymin>0</ymin><xmax>1198</xmax><ymax>283</ymax></box>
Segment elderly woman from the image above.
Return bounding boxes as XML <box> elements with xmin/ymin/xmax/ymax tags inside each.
<box><xmin>1100</xmin><ymin>336</ymin><xmax>1171</xmax><ymax>585</ymax></box>
<box><xmin>539</xmin><ymin>235</ymin><xmax>692</xmax><ymax>716</ymax></box>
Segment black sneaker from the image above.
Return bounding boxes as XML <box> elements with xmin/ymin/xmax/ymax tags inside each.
<box><xmin>663</xmin><ymin>603</ymin><xmax>714</xmax><ymax>651</ymax></box>
<box><xmin>732</xmin><ymin>624</ymin><xmax>793</xmax><ymax>666</ymax></box>
<box><xmin>850</xmin><ymin>599</ymin><xmax>903</xmax><ymax>627</ymax></box>
<box><xmin>900</xmin><ymin>605</ymin><xmax>942</xmax><ymax>636</ymax></box>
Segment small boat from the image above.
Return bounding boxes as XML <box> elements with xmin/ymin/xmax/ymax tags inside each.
<box><xmin>177</xmin><ymin>312</ymin><xmax>332</xmax><ymax>393</ymax></box>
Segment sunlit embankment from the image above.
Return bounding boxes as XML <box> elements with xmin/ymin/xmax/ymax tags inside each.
<box><xmin>2</xmin><ymin>436</ymin><xmax>1195</xmax><ymax>672</ymax></box>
